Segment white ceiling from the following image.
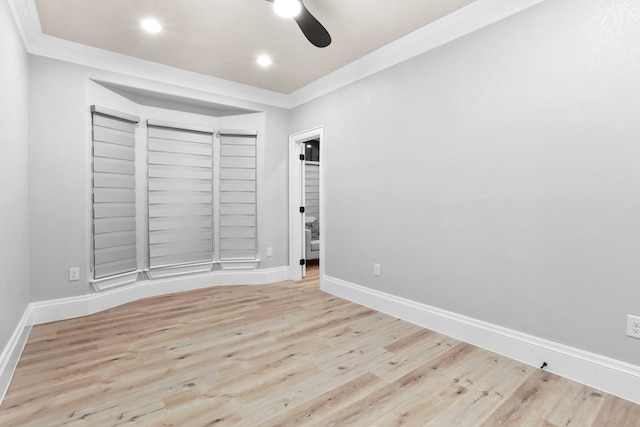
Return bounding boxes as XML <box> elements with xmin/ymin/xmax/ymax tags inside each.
<box><xmin>34</xmin><ymin>0</ymin><xmax>478</xmax><ymax>94</ymax></box>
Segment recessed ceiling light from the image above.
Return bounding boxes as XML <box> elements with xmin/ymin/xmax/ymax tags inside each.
<box><xmin>257</xmin><ymin>55</ymin><xmax>273</xmax><ymax>68</ymax></box>
<box><xmin>140</xmin><ymin>18</ymin><xmax>162</xmax><ymax>34</ymax></box>
<box><xmin>273</xmin><ymin>0</ymin><xmax>301</xmax><ymax>18</ymax></box>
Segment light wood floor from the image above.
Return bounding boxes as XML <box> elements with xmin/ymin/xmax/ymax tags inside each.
<box><xmin>1</xmin><ymin>264</ymin><xmax>639</xmax><ymax>426</ymax></box>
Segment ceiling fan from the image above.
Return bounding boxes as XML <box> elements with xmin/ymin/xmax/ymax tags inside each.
<box><xmin>265</xmin><ymin>0</ymin><xmax>332</xmax><ymax>48</ymax></box>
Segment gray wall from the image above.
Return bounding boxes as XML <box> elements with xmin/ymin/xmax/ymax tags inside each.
<box><xmin>0</xmin><ymin>1</ymin><xmax>31</xmax><ymax>350</ymax></box>
<box><xmin>290</xmin><ymin>0</ymin><xmax>640</xmax><ymax>366</ymax></box>
<box><xmin>28</xmin><ymin>56</ymin><xmax>290</xmax><ymax>302</ymax></box>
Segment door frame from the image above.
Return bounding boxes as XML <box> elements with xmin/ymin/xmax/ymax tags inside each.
<box><xmin>288</xmin><ymin>126</ymin><xmax>325</xmax><ymax>281</ymax></box>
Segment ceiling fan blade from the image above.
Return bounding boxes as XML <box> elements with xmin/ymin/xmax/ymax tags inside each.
<box><xmin>293</xmin><ymin>1</ymin><xmax>331</xmax><ymax>48</ymax></box>
<box><xmin>294</xmin><ymin>1</ymin><xmax>331</xmax><ymax>48</ymax></box>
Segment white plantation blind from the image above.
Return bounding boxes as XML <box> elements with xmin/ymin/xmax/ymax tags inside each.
<box><xmin>147</xmin><ymin>120</ymin><xmax>214</xmax><ymax>268</ymax></box>
<box><xmin>305</xmin><ymin>162</ymin><xmax>320</xmax><ymax>222</ymax></box>
<box><xmin>219</xmin><ymin>130</ymin><xmax>257</xmax><ymax>260</ymax></box>
<box><xmin>91</xmin><ymin>106</ymin><xmax>140</xmax><ymax>279</ymax></box>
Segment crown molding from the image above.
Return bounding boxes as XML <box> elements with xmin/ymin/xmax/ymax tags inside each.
<box><xmin>7</xmin><ymin>0</ymin><xmax>290</xmax><ymax>108</ymax></box>
<box><xmin>7</xmin><ymin>0</ymin><xmax>39</xmax><ymax>48</ymax></box>
<box><xmin>8</xmin><ymin>0</ymin><xmax>545</xmax><ymax>110</ymax></box>
<box><xmin>288</xmin><ymin>0</ymin><xmax>546</xmax><ymax>107</ymax></box>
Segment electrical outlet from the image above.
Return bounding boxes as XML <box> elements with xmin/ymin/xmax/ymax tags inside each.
<box><xmin>627</xmin><ymin>315</ymin><xmax>640</xmax><ymax>339</ymax></box>
<box><xmin>267</xmin><ymin>247</ymin><xmax>273</xmax><ymax>257</ymax></box>
<box><xmin>373</xmin><ymin>263</ymin><xmax>381</xmax><ymax>277</ymax></box>
<box><xmin>69</xmin><ymin>267</ymin><xmax>80</xmax><ymax>282</ymax></box>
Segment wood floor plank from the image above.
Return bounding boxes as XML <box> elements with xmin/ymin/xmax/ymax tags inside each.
<box><xmin>1</xmin><ymin>263</ymin><xmax>638</xmax><ymax>426</ymax></box>
<box><xmin>319</xmin><ymin>343</ymin><xmax>481</xmax><ymax>426</ymax></box>
<box><xmin>372</xmin><ymin>379</ymin><xmax>471</xmax><ymax>427</ymax></box>
<box><xmin>480</xmin><ymin>370</ymin><xmax>565</xmax><ymax>426</ymax></box>
<box><xmin>258</xmin><ymin>372</ymin><xmax>382</xmax><ymax>426</ymax></box>
<box><xmin>592</xmin><ymin>393</ymin><xmax>640</xmax><ymax>427</ymax></box>
<box><xmin>424</xmin><ymin>353</ymin><xmax>532</xmax><ymax>426</ymax></box>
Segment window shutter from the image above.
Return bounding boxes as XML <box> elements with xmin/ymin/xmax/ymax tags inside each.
<box><xmin>147</xmin><ymin>120</ymin><xmax>214</xmax><ymax>268</ymax></box>
<box><xmin>91</xmin><ymin>106</ymin><xmax>139</xmax><ymax>279</ymax></box>
<box><xmin>219</xmin><ymin>130</ymin><xmax>257</xmax><ymax>260</ymax></box>
<box><xmin>305</xmin><ymin>163</ymin><xmax>320</xmax><ymax>222</ymax></box>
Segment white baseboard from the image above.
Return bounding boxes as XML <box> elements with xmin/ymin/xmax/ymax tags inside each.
<box><xmin>0</xmin><ymin>307</ymin><xmax>32</xmax><ymax>404</ymax></box>
<box><xmin>0</xmin><ymin>266</ymin><xmax>290</xmax><ymax>407</ymax></box>
<box><xmin>30</xmin><ymin>266</ymin><xmax>290</xmax><ymax>325</ymax></box>
<box><xmin>322</xmin><ymin>275</ymin><xmax>640</xmax><ymax>405</ymax></box>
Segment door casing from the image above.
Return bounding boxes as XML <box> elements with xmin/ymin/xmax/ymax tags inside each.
<box><xmin>288</xmin><ymin>126</ymin><xmax>324</xmax><ymax>281</ymax></box>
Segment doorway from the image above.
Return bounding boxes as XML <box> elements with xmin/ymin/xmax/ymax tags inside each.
<box><xmin>303</xmin><ymin>139</ymin><xmax>320</xmax><ymax>272</ymax></box>
<box><xmin>289</xmin><ymin>127</ymin><xmax>324</xmax><ymax>281</ymax></box>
